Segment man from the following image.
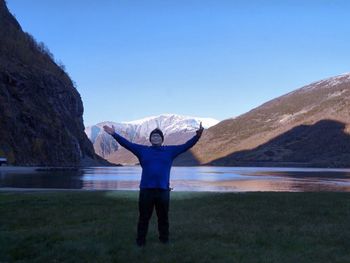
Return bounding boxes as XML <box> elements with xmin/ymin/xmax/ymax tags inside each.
<box><xmin>103</xmin><ymin>122</ymin><xmax>204</xmax><ymax>247</ymax></box>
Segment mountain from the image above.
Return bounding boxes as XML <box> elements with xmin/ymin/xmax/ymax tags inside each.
<box><xmin>0</xmin><ymin>0</ymin><xmax>110</xmax><ymax>166</ymax></box>
<box><xmin>85</xmin><ymin>114</ymin><xmax>219</xmax><ymax>165</ymax></box>
<box><xmin>176</xmin><ymin>72</ymin><xmax>350</xmax><ymax>167</ymax></box>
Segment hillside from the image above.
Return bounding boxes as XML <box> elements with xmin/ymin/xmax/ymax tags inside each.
<box><xmin>176</xmin><ymin>73</ymin><xmax>350</xmax><ymax>167</ymax></box>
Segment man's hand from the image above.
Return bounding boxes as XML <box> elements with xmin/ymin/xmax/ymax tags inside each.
<box><xmin>103</xmin><ymin>125</ymin><xmax>115</xmax><ymax>135</ymax></box>
<box><xmin>196</xmin><ymin>122</ymin><xmax>204</xmax><ymax>138</ymax></box>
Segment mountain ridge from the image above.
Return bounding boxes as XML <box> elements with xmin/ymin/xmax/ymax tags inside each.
<box><xmin>86</xmin><ymin>72</ymin><xmax>350</xmax><ymax>167</ymax></box>
<box><xmin>174</xmin><ymin>72</ymin><xmax>350</xmax><ymax>167</ymax></box>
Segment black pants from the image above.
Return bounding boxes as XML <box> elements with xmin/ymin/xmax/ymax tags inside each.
<box><xmin>137</xmin><ymin>188</ymin><xmax>170</xmax><ymax>243</ymax></box>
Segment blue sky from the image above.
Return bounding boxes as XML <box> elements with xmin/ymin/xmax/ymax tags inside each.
<box><xmin>6</xmin><ymin>0</ymin><xmax>350</xmax><ymax>126</ymax></box>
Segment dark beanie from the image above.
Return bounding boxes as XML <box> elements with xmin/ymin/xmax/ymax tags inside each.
<box><xmin>150</xmin><ymin>128</ymin><xmax>164</xmax><ymax>142</ymax></box>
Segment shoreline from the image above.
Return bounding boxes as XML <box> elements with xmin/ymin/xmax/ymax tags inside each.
<box><xmin>0</xmin><ymin>187</ymin><xmax>231</xmax><ymax>193</ymax></box>
<box><xmin>2</xmin><ymin>165</ymin><xmax>350</xmax><ymax>170</ymax></box>
<box><xmin>0</xmin><ymin>166</ymin><xmax>39</xmax><ymax>172</ymax></box>
<box><xmin>0</xmin><ymin>187</ymin><xmax>107</xmax><ymax>192</ymax></box>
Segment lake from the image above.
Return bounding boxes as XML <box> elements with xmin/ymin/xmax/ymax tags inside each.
<box><xmin>1</xmin><ymin>166</ymin><xmax>350</xmax><ymax>192</ymax></box>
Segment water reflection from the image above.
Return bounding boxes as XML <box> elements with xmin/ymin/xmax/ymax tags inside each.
<box><xmin>0</xmin><ymin>169</ymin><xmax>84</xmax><ymax>189</ymax></box>
<box><xmin>1</xmin><ymin>166</ymin><xmax>350</xmax><ymax>192</ymax></box>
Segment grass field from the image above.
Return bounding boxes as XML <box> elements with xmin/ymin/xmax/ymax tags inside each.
<box><xmin>1</xmin><ymin>190</ymin><xmax>350</xmax><ymax>263</ymax></box>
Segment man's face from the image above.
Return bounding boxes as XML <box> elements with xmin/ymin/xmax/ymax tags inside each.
<box><xmin>150</xmin><ymin>133</ymin><xmax>163</xmax><ymax>146</ymax></box>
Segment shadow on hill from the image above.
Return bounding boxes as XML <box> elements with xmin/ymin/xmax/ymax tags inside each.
<box><xmin>172</xmin><ymin>149</ymin><xmax>201</xmax><ymax>166</ymax></box>
<box><xmin>208</xmin><ymin>119</ymin><xmax>350</xmax><ymax>168</ymax></box>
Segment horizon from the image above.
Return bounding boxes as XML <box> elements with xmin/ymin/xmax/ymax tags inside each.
<box><xmin>6</xmin><ymin>0</ymin><xmax>350</xmax><ymax>126</ymax></box>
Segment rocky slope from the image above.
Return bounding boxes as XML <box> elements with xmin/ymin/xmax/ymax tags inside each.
<box><xmin>85</xmin><ymin>114</ymin><xmax>218</xmax><ymax>165</ymax></box>
<box><xmin>176</xmin><ymin>73</ymin><xmax>350</xmax><ymax>167</ymax></box>
<box><xmin>0</xmin><ymin>0</ymin><xmax>110</xmax><ymax>166</ymax></box>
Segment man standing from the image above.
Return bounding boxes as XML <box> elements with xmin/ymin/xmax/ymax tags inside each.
<box><xmin>103</xmin><ymin>123</ymin><xmax>204</xmax><ymax>247</ymax></box>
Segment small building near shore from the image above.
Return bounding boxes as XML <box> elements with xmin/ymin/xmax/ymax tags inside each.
<box><xmin>0</xmin><ymin>157</ymin><xmax>7</xmax><ymax>166</ymax></box>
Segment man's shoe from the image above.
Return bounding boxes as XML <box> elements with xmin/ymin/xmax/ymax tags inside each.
<box><xmin>159</xmin><ymin>238</ymin><xmax>169</xmax><ymax>244</ymax></box>
<box><xmin>136</xmin><ymin>239</ymin><xmax>146</xmax><ymax>247</ymax></box>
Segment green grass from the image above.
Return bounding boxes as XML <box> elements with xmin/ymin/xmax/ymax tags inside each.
<box><xmin>1</xmin><ymin>191</ymin><xmax>350</xmax><ymax>263</ymax></box>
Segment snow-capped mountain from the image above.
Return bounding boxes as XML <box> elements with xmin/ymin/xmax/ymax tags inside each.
<box><xmin>123</xmin><ymin>113</ymin><xmax>218</xmax><ymax>134</ymax></box>
<box><xmin>85</xmin><ymin>114</ymin><xmax>219</xmax><ymax>165</ymax></box>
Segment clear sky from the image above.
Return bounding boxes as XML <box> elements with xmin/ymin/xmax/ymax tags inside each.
<box><xmin>6</xmin><ymin>0</ymin><xmax>350</xmax><ymax>127</ymax></box>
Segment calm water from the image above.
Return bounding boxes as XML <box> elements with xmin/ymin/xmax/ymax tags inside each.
<box><xmin>2</xmin><ymin>166</ymin><xmax>350</xmax><ymax>192</ymax></box>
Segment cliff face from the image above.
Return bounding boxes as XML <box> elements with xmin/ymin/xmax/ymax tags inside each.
<box><xmin>176</xmin><ymin>73</ymin><xmax>350</xmax><ymax>168</ymax></box>
<box><xmin>0</xmin><ymin>0</ymin><xmax>109</xmax><ymax>166</ymax></box>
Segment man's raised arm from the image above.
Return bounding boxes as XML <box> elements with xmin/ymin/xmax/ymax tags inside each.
<box><xmin>171</xmin><ymin>122</ymin><xmax>204</xmax><ymax>159</ymax></box>
<box><xmin>103</xmin><ymin>125</ymin><xmax>142</xmax><ymax>157</ymax></box>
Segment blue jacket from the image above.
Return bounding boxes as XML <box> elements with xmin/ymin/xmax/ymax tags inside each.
<box><xmin>112</xmin><ymin>132</ymin><xmax>200</xmax><ymax>189</ymax></box>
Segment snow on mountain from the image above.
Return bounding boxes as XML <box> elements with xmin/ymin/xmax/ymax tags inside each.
<box><xmin>304</xmin><ymin>72</ymin><xmax>350</xmax><ymax>90</ymax></box>
<box><xmin>85</xmin><ymin>114</ymin><xmax>219</xmax><ymax>143</ymax></box>
<box><xmin>123</xmin><ymin>113</ymin><xmax>218</xmax><ymax>127</ymax></box>
<box><xmin>121</xmin><ymin>114</ymin><xmax>218</xmax><ymax>137</ymax></box>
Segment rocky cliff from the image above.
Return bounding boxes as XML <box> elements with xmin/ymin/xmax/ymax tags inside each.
<box><xmin>0</xmin><ymin>0</ymin><xmax>109</xmax><ymax>166</ymax></box>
